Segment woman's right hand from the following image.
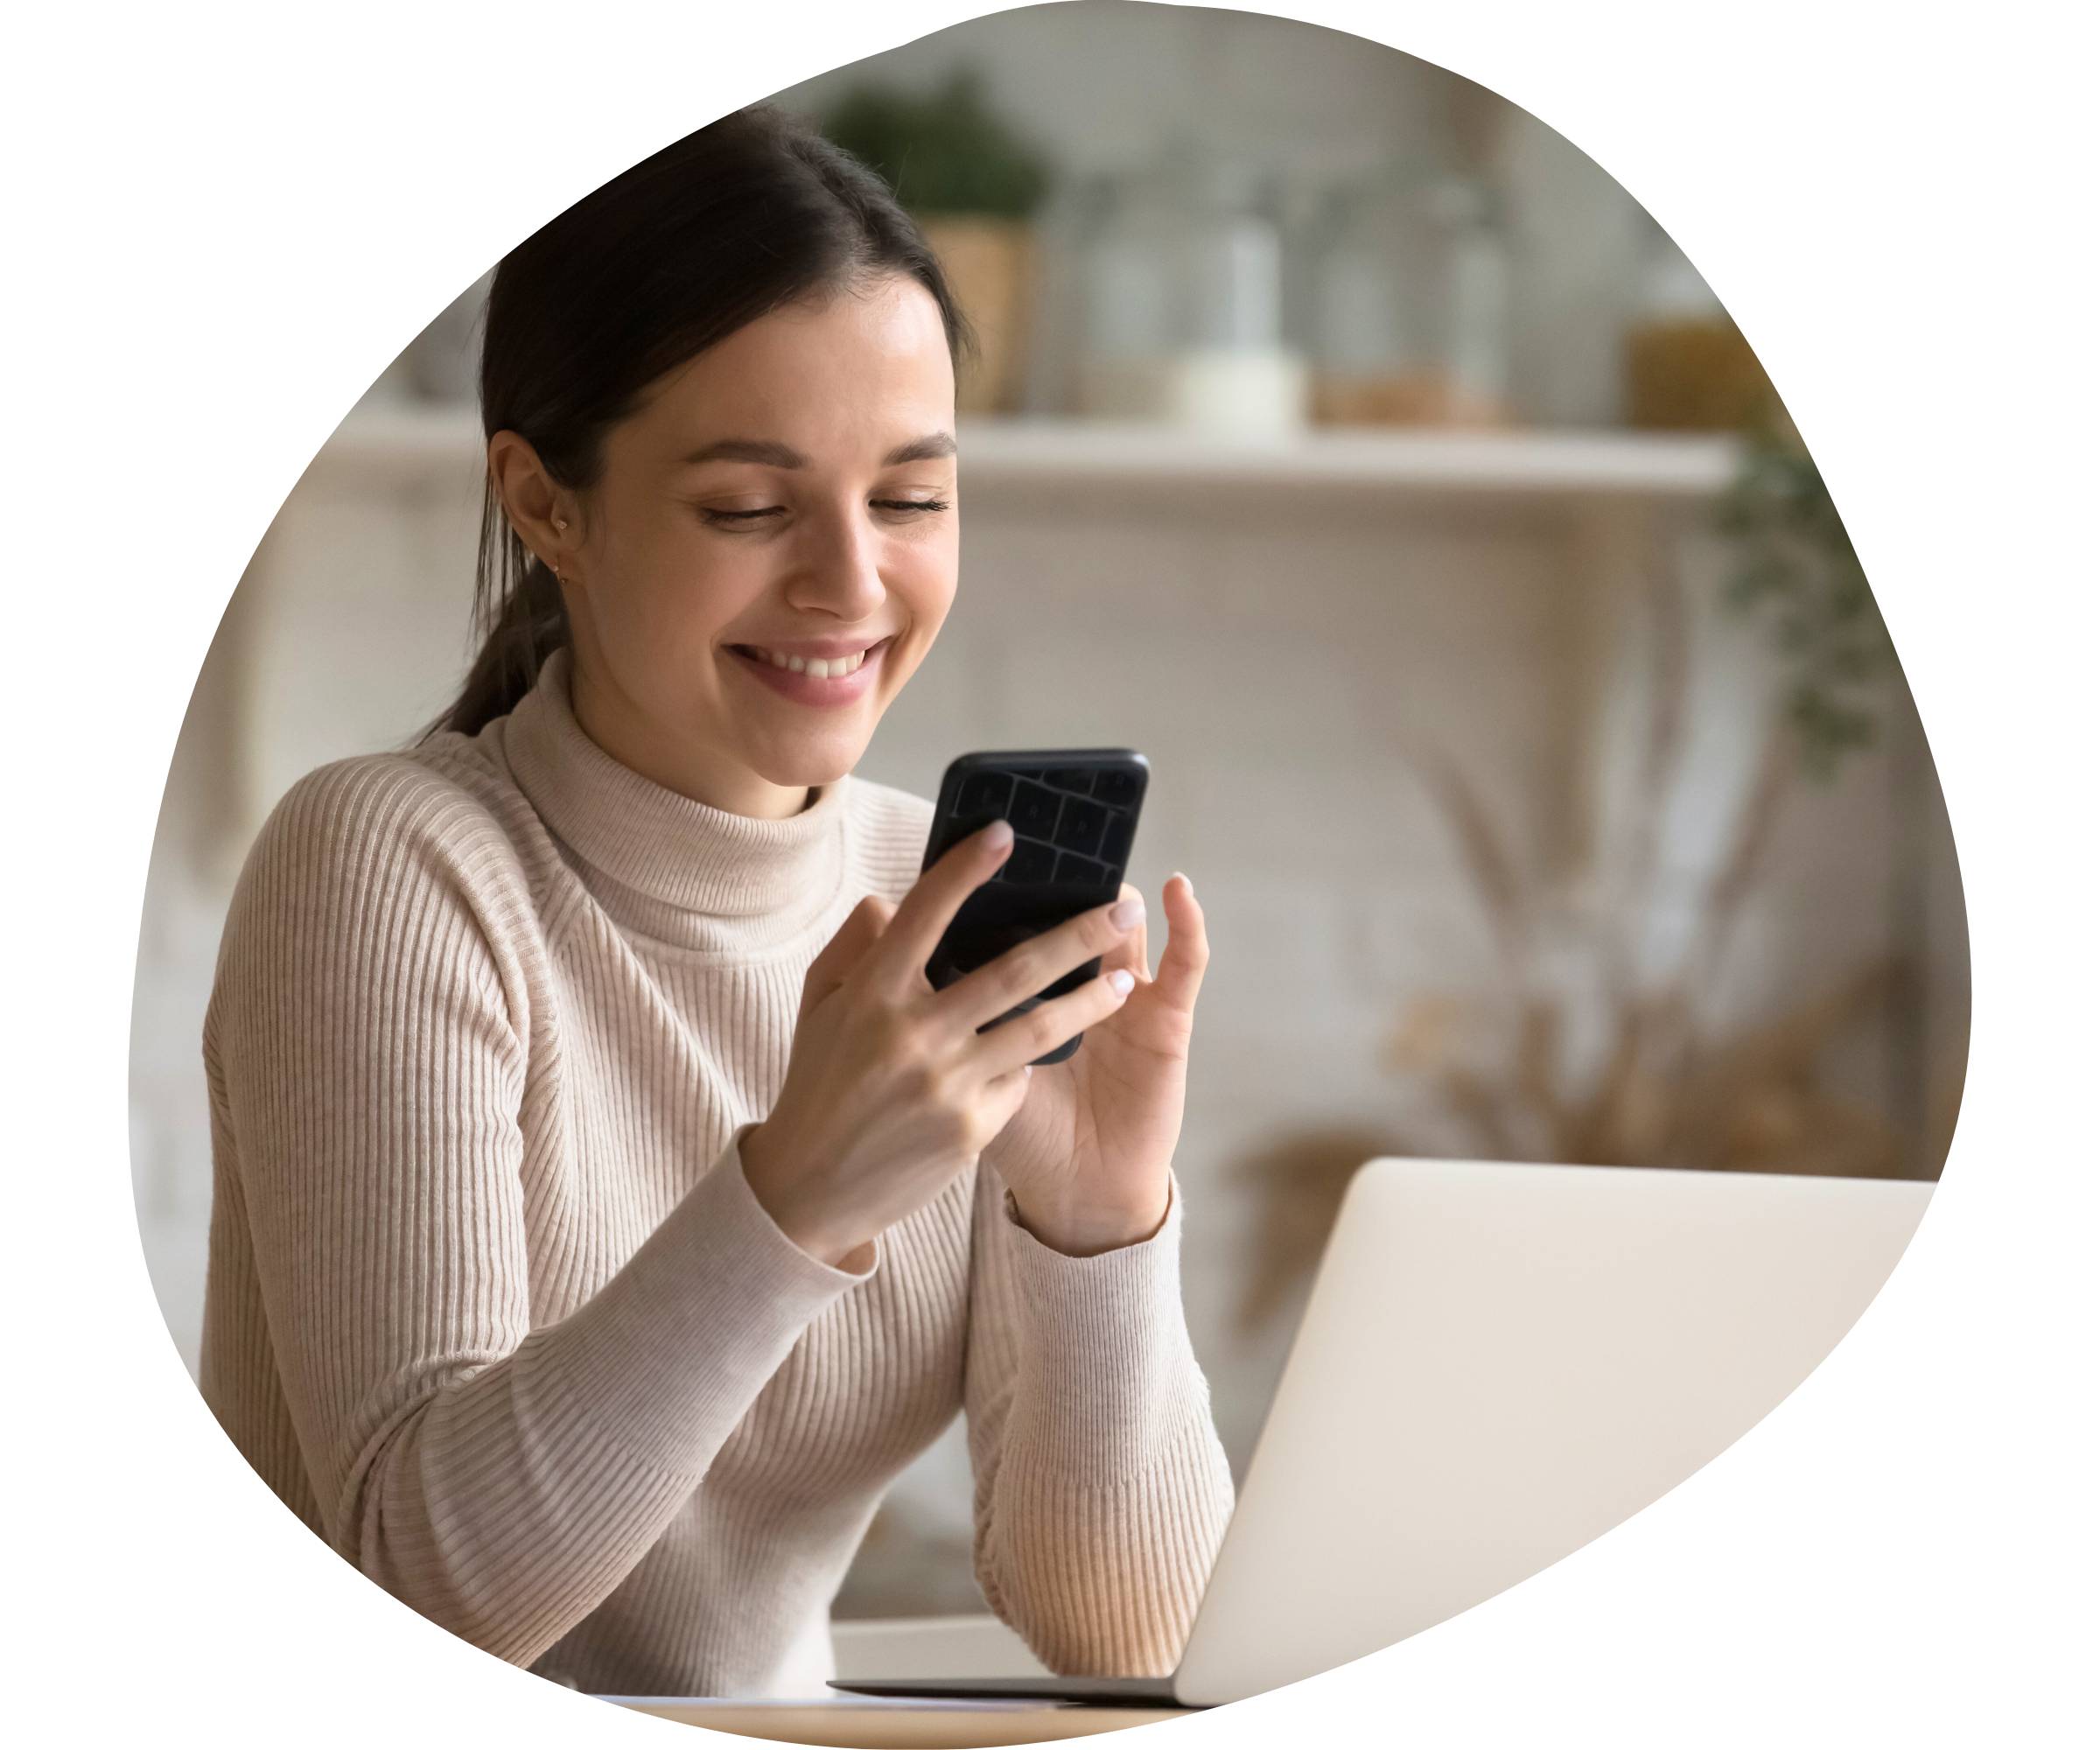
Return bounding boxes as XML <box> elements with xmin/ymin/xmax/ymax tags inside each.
<box><xmin>738</xmin><ymin>817</ymin><xmax>1143</xmax><ymax>1270</ymax></box>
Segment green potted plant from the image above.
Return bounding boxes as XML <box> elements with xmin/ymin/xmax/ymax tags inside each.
<box><xmin>820</xmin><ymin>70</ymin><xmax>1050</xmax><ymax>414</ymax></box>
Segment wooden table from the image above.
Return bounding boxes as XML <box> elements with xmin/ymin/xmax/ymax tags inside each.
<box><xmin>612</xmin><ymin>1698</ymin><xmax>1192</xmax><ymax>1746</ymax></box>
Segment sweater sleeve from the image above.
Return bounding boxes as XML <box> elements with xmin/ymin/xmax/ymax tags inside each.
<box><xmin>961</xmin><ymin>1152</ymin><xmax>1237</xmax><ymax>1676</ymax></box>
<box><xmin>201</xmin><ymin>758</ymin><xmax>877</xmax><ymax>1669</ymax></box>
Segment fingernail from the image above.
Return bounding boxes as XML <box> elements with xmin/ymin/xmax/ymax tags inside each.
<box><xmin>1107</xmin><ymin>969</ymin><xmax>1136</xmax><ymax>997</ymax></box>
<box><xmin>986</xmin><ymin>819</ymin><xmax>1013</xmax><ymax>851</ymax></box>
<box><xmin>1170</xmin><ymin>870</ymin><xmax>1193</xmax><ymax>896</ymax></box>
<box><xmin>1110</xmin><ymin>897</ymin><xmax>1144</xmax><ymax>930</ymax></box>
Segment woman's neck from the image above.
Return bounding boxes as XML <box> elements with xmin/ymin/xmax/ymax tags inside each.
<box><xmin>568</xmin><ymin>651</ymin><xmax>811</xmax><ymax>821</ymax></box>
<box><xmin>500</xmin><ymin>644</ymin><xmax>852</xmax><ymax>949</ymax></box>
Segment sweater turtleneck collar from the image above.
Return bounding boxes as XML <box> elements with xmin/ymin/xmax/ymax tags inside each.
<box><xmin>501</xmin><ymin>645</ymin><xmax>851</xmax><ymax>946</ymax></box>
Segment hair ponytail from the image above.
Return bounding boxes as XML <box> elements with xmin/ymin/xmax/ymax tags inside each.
<box><xmin>422</xmin><ymin>502</ymin><xmax>571</xmax><ymax>742</ymax></box>
<box><xmin>410</xmin><ymin>102</ymin><xmax>974</xmax><ymax>745</ymax></box>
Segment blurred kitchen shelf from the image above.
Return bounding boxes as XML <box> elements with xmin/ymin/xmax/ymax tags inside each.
<box><xmin>951</xmin><ymin>418</ymin><xmax>1735</xmax><ymax>500</ymax></box>
<box><xmin>318</xmin><ymin>400</ymin><xmax>1739</xmax><ymax>502</ymax></box>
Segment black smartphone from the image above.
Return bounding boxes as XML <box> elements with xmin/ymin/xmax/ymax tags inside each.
<box><xmin>920</xmin><ymin>748</ymin><xmax>1150</xmax><ymax>1066</ymax></box>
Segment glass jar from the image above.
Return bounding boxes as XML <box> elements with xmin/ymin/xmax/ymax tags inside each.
<box><xmin>1165</xmin><ymin>162</ymin><xmax>1306</xmax><ymax>435</ymax></box>
<box><xmin>1075</xmin><ymin>151</ymin><xmax>1307</xmax><ymax>434</ymax></box>
<box><xmin>1308</xmin><ymin>164</ymin><xmax>1513</xmax><ymax>428</ymax></box>
<box><xmin>1074</xmin><ymin>166</ymin><xmax>1181</xmax><ymax>420</ymax></box>
<box><xmin>1428</xmin><ymin>172</ymin><xmax>1514</xmax><ymax>426</ymax></box>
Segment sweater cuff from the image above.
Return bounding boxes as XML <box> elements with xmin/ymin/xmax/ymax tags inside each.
<box><xmin>996</xmin><ymin>1169</ymin><xmax>1204</xmax><ymax>1475</ymax></box>
<box><xmin>724</xmin><ymin>1120</ymin><xmax>887</xmax><ymax>1284</ymax></box>
<box><xmin>528</xmin><ymin>1123</ymin><xmax>878</xmax><ymax>1475</ymax></box>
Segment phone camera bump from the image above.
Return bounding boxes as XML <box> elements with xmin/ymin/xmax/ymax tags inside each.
<box><xmin>958</xmin><ymin>771</ymin><xmax>1013</xmax><ymax>817</ymax></box>
<box><xmin>1093</xmin><ymin>768</ymin><xmax>1140</xmax><ymax>807</ymax></box>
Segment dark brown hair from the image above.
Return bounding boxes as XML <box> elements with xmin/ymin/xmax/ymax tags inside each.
<box><xmin>414</xmin><ymin>102</ymin><xmax>976</xmax><ymax>743</ymax></box>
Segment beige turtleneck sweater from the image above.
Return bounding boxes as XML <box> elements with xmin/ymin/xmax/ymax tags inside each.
<box><xmin>196</xmin><ymin>644</ymin><xmax>1235</xmax><ymax>1698</ymax></box>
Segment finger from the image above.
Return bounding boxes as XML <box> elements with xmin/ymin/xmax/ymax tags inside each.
<box><xmin>870</xmin><ymin>818</ymin><xmax>1015</xmax><ymax>992</ymax></box>
<box><xmin>935</xmin><ymin>892</ymin><xmax>1141</xmax><ymax>1032</ymax></box>
<box><xmin>1098</xmin><ymin>880</ymin><xmax>1150</xmax><ymax>983</ymax></box>
<box><xmin>985</xmin><ymin>1060</ymin><xmax>1033</xmax><ymax>1126</ymax></box>
<box><xmin>800</xmin><ymin>892</ymin><xmax>895</xmax><ymax>1027</ymax></box>
<box><xmin>1150</xmin><ymin>872</ymin><xmax>1210</xmax><ymax>1017</ymax></box>
<box><xmin>970</xmin><ymin>965</ymin><xmax>1138</xmax><ymax>1080</ymax></box>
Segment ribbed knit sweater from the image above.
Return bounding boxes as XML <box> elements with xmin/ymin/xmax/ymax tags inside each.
<box><xmin>195</xmin><ymin>644</ymin><xmax>1236</xmax><ymax>1698</ymax></box>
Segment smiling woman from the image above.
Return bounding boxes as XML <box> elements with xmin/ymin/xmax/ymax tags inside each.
<box><xmin>194</xmin><ymin>102</ymin><xmax>1233</xmax><ymax>1701</ymax></box>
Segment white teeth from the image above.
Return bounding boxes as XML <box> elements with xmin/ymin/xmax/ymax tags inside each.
<box><xmin>750</xmin><ymin>644</ymin><xmax>872</xmax><ymax>679</ymax></box>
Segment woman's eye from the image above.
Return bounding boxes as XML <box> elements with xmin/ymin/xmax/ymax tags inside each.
<box><xmin>699</xmin><ymin>497</ymin><xmax>951</xmax><ymax>531</ymax></box>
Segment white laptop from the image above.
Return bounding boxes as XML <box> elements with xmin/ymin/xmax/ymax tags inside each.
<box><xmin>831</xmin><ymin>1157</ymin><xmax>1934</xmax><ymax>1709</ymax></box>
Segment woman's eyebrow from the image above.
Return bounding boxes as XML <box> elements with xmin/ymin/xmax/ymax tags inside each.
<box><xmin>883</xmin><ymin>431</ymin><xmax>958</xmax><ymax>466</ymax></box>
<box><xmin>678</xmin><ymin>432</ymin><xmax>957</xmax><ymax>469</ymax></box>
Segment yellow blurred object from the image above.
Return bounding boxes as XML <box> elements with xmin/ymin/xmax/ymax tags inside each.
<box><xmin>1312</xmin><ymin>368</ymin><xmax>1515</xmax><ymax>429</ymax></box>
<box><xmin>916</xmin><ymin>214</ymin><xmax>1035</xmax><ymax>415</ymax></box>
<box><xmin>1623</xmin><ymin>314</ymin><xmax>1776</xmax><ymax>431</ymax></box>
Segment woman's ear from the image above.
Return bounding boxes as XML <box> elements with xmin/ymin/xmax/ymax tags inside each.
<box><xmin>487</xmin><ymin>430</ymin><xmax>574</xmax><ymax>570</ymax></box>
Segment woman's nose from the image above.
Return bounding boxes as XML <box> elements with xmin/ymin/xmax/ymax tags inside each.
<box><xmin>788</xmin><ymin>504</ymin><xmax>889</xmax><ymax>620</ymax></box>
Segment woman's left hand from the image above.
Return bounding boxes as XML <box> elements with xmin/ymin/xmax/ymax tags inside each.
<box><xmin>986</xmin><ymin>873</ymin><xmax>1209</xmax><ymax>1255</ymax></box>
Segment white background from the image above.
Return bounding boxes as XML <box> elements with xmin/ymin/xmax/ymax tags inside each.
<box><xmin>6</xmin><ymin>1</ymin><xmax>2094</xmax><ymax>1744</ymax></box>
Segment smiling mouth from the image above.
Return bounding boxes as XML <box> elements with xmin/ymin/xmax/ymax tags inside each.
<box><xmin>728</xmin><ymin>637</ymin><xmax>892</xmax><ymax>679</ymax></box>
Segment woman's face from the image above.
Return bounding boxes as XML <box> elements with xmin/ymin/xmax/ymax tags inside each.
<box><xmin>543</xmin><ymin>272</ymin><xmax>959</xmax><ymax>818</ymax></box>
